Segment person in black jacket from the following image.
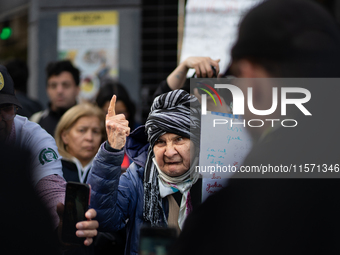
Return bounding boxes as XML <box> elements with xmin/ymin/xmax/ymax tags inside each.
<box><xmin>30</xmin><ymin>60</ymin><xmax>80</xmax><ymax>136</ymax></box>
<box><xmin>172</xmin><ymin>0</ymin><xmax>340</xmax><ymax>254</ymax></box>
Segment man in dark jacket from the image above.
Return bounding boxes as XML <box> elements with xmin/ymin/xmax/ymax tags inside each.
<box><xmin>172</xmin><ymin>0</ymin><xmax>340</xmax><ymax>254</ymax></box>
<box><xmin>30</xmin><ymin>60</ymin><xmax>80</xmax><ymax>136</ymax></box>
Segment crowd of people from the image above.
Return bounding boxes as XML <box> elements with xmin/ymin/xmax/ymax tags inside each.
<box><xmin>1</xmin><ymin>0</ymin><xmax>340</xmax><ymax>254</ymax></box>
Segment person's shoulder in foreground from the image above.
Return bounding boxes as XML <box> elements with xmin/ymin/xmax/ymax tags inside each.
<box><xmin>14</xmin><ymin>114</ymin><xmax>63</xmax><ymax>184</ymax></box>
<box><xmin>0</xmin><ymin>143</ymin><xmax>62</xmax><ymax>255</ymax></box>
<box><xmin>171</xmin><ymin>0</ymin><xmax>340</xmax><ymax>254</ymax></box>
<box><xmin>171</xmin><ymin>177</ymin><xmax>340</xmax><ymax>255</ymax></box>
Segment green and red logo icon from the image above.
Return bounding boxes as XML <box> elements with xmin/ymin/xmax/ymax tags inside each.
<box><xmin>196</xmin><ymin>82</ymin><xmax>222</xmax><ymax>106</ymax></box>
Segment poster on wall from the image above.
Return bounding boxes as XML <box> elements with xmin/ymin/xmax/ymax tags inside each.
<box><xmin>58</xmin><ymin>11</ymin><xmax>119</xmax><ymax>102</ymax></box>
<box><xmin>180</xmin><ymin>0</ymin><xmax>262</xmax><ymax>77</ymax></box>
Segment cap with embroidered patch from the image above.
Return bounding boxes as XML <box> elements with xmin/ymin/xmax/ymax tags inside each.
<box><xmin>0</xmin><ymin>65</ymin><xmax>22</xmax><ymax>108</ymax></box>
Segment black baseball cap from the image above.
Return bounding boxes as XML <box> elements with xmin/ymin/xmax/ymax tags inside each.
<box><xmin>0</xmin><ymin>65</ymin><xmax>22</xmax><ymax>108</ymax></box>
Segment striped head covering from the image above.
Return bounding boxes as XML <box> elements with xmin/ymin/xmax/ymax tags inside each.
<box><xmin>143</xmin><ymin>89</ymin><xmax>201</xmax><ymax>228</ymax></box>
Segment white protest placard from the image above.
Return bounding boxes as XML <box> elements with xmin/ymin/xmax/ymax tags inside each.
<box><xmin>180</xmin><ymin>0</ymin><xmax>263</xmax><ymax>76</ymax></box>
<box><xmin>198</xmin><ymin>111</ymin><xmax>252</xmax><ymax>201</ymax></box>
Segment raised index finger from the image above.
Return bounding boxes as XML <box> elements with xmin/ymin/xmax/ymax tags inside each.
<box><xmin>107</xmin><ymin>95</ymin><xmax>116</xmax><ymax>117</ymax></box>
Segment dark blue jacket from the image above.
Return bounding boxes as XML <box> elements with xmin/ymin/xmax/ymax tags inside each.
<box><xmin>87</xmin><ymin>126</ymin><xmax>169</xmax><ymax>255</ymax></box>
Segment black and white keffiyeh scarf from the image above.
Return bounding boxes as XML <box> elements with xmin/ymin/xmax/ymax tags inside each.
<box><xmin>143</xmin><ymin>89</ymin><xmax>201</xmax><ymax>228</ymax></box>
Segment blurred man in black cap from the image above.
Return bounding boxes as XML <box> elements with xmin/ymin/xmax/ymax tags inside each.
<box><xmin>4</xmin><ymin>59</ymin><xmax>43</xmax><ymax>118</ymax></box>
<box><xmin>0</xmin><ymin>65</ymin><xmax>22</xmax><ymax>142</ymax></box>
<box><xmin>172</xmin><ymin>0</ymin><xmax>340</xmax><ymax>254</ymax></box>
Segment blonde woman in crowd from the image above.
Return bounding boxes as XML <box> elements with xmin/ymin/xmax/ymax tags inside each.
<box><xmin>55</xmin><ymin>103</ymin><xmax>106</xmax><ymax>183</ymax></box>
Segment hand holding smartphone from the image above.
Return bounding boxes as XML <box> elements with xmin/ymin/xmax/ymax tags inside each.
<box><xmin>61</xmin><ymin>182</ymin><xmax>91</xmax><ymax>245</ymax></box>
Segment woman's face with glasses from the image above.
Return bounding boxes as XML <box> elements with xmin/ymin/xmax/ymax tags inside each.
<box><xmin>0</xmin><ymin>104</ymin><xmax>17</xmax><ymax>142</ymax></box>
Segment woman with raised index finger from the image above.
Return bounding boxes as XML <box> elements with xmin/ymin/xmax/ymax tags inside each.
<box><xmin>86</xmin><ymin>89</ymin><xmax>202</xmax><ymax>255</ymax></box>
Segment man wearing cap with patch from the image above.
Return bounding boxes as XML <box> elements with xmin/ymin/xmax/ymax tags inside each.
<box><xmin>0</xmin><ymin>65</ymin><xmax>98</xmax><ymax>247</ymax></box>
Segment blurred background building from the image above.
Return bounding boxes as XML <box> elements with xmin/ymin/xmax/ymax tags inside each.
<box><xmin>0</xmin><ymin>0</ymin><xmax>339</xmax><ymax>123</ymax></box>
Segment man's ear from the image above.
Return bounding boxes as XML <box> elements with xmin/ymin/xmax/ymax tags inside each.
<box><xmin>237</xmin><ymin>59</ymin><xmax>269</xmax><ymax>78</ymax></box>
<box><xmin>237</xmin><ymin>59</ymin><xmax>274</xmax><ymax>109</ymax></box>
<box><xmin>251</xmin><ymin>79</ymin><xmax>273</xmax><ymax>107</ymax></box>
<box><xmin>237</xmin><ymin>60</ymin><xmax>255</xmax><ymax>78</ymax></box>
<box><xmin>61</xmin><ymin>131</ymin><xmax>69</xmax><ymax>145</ymax></box>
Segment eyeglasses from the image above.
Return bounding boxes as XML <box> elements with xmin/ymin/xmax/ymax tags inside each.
<box><xmin>0</xmin><ymin>104</ymin><xmax>18</xmax><ymax>121</ymax></box>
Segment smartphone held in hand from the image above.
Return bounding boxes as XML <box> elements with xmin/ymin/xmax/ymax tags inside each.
<box><xmin>139</xmin><ymin>226</ymin><xmax>177</xmax><ymax>255</ymax></box>
<box><xmin>61</xmin><ymin>182</ymin><xmax>91</xmax><ymax>245</ymax></box>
